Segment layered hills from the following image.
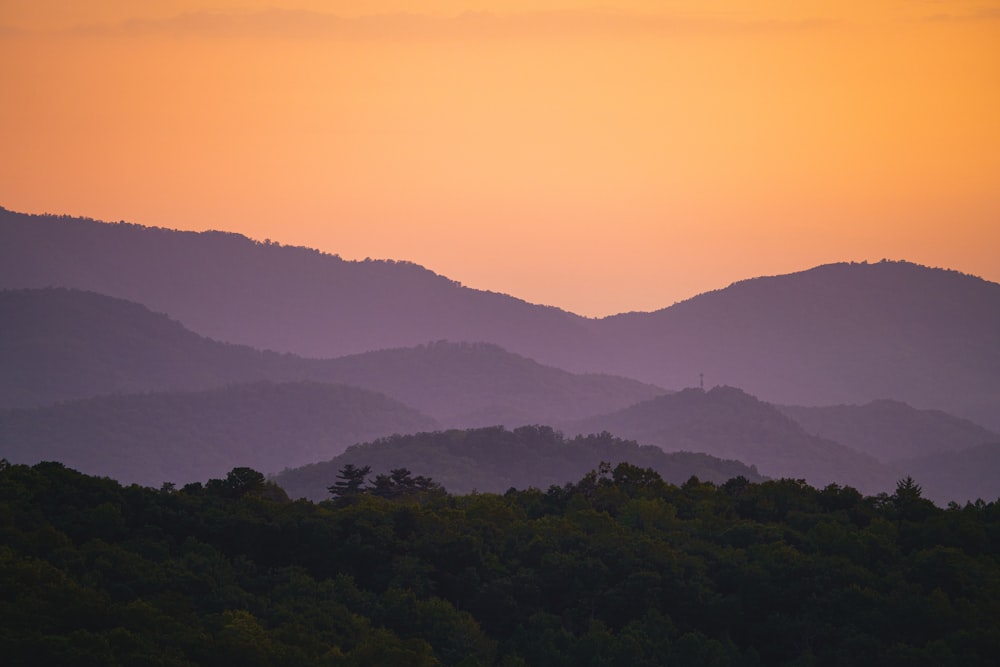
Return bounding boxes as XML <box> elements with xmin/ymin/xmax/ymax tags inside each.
<box><xmin>318</xmin><ymin>341</ymin><xmax>664</xmax><ymax>426</ymax></box>
<box><xmin>0</xmin><ymin>288</ymin><xmax>660</xmax><ymax>426</ymax></box>
<box><xmin>891</xmin><ymin>443</ymin><xmax>1000</xmax><ymax>506</ymax></box>
<box><xmin>597</xmin><ymin>260</ymin><xmax>1000</xmax><ymax>429</ymax></box>
<box><xmin>3</xmin><ymin>208</ymin><xmax>997</xmax><ymax>429</ymax></box>
<box><xmin>777</xmin><ymin>399</ymin><xmax>999</xmax><ymax>463</ymax></box>
<box><xmin>565</xmin><ymin>386</ymin><xmax>894</xmax><ymax>494</ymax></box>
<box><xmin>272</xmin><ymin>425</ymin><xmax>765</xmax><ymax>500</ymax></box>
<box><xmin>0</xmin><ymin>381</ymin><xmax>439</xmax><ymax>487</ymax></box>
<box><xmin>0</xmin><ymin>208</ymin><xmax>592</xmax><ymax>362</ymax></box>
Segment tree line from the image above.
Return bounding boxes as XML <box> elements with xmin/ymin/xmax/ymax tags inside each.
<box><xmin>1</xmin><ymin>457</ymin><xmax>999</xmax><ymax>665</ymax></box>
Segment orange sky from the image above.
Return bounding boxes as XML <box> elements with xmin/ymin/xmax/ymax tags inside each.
<box><xmin>2</xmin><ymin>1</ymin><xmax>999</xmax><ymax>316</ymax></box>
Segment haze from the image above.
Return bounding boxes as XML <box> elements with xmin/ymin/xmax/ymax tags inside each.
<box><xmin>2</xmin><ymin>1</ymin><xmax>998</xmax><ymax>316</ymax></box>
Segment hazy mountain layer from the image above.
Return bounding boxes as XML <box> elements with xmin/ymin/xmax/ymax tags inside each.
<box><xmin>0</xmin><ymin>288</ymin><xmax>662</xmax><ymax>426</ymax></box>
<box><xmin>319</xmin><ymin>341</ymin><xmax>665</xmax><ymax>426</ymax></box>
<box><xmin>0</xmin><ymin>208</ymin><xmax>594</xmax><ymax>361</ymax></box>
<box><xmin>3</xmin><ymin>208</ymin><xmax>998</xmax><ymax>429</ymax></box>
<box><xmin>597</xmin><ymin>260</ymin><xmax>1000</xmax><ymax>430</ymax></box>
<box><xmin>566</xmin><ymin>386</ymin><xmax>894</xmax><ymax>494</ymax></box>
<box><xmin>0</xmin><ymin>381</ymin><xmax>439</xmax><ymax>487</ymax></box>
<box><xmin>777</xmin><ymin>399</ymin><xmax>999</xmax><ymax>463</ymax></box>
<box><xmin>272</xmin><ymin>425</ymin><xmax>765</xmax><ymax>501</ymax></box>
<box><xmin>891</xmin><ymin>443</ymin><xmax>1000</xmax><ymax>506</ymax></box>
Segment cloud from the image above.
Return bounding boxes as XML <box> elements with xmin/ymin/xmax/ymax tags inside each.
<box><xmin>66</xmin><ymin>8</ymin><xmax>841</xmax><ymax>42</ymax></box>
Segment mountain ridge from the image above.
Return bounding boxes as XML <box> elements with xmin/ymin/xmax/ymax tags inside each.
<box><xmin>0</xmin><ymin>380</ymin><xmax>440</xmax><ymax>487</ymax></box>
<box><xmin>565</xmin><ymin>386</ymin><xmax>895</xmax><ymax>494</ymax></box>
<box><xmin>2</xmin><ymin>206</ymin><xmax>998</xmax><ymax>429</ymax></box>
<box><xmin>0</xmin><ymin>287</ymin><xmax>662</xmax><ymax>426</ymax></box>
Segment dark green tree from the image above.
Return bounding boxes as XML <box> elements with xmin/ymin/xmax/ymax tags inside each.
<box><xmin>328</xmin><ymin>464</ymin><xmax>372</xmax><ymax>504</ymax></box>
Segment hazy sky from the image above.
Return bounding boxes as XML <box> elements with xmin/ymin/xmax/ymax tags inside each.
<box><xmin>2</xmin><ymin>1</ymin><xmax>998</xmax><ymax>316</ymax></box>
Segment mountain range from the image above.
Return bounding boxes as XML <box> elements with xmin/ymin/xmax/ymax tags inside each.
<box><xmin>0</xmin><ymin>287</ymin><xmax>661</xmax><ymax>426</ymax></box>
<box><xmin>2</xmin><ymin>205</ymin><xmax>998</xmax><ymax>503</ymax></box>
<box><xmin>777</xmin><ymin>399</ymin><xmax>999</xmax><ymax>463</ymax></box>
<box><xmin>3</xmin><ymin>207</ymin><xmax>997</xmax><ymax>429</ymax></box>
<box><xmin>0</xmin><ymin>381</ymin><xmax>438</xmax><ymax>487</ymax></box>
<box><xmin>565</xmin><ymin>386</ymin><xmax>895</xmax><ymax>494</ymax></box>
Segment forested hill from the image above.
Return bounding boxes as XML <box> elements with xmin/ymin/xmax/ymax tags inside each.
<box><xmin>596</xmin><ymin>260</ymin><xmax>1000</xmax><ymax>430</ymax></box>
<box><xmin>0</xmin><ymin>208</ymin><xmax>594</xmax><ymax>361</ymax></box>
<box><xmin>777</xmin><ymin>399</ymin><xmax>1000</xmax><ymax>463</ymax></box>
<box><xmin>0</xmin><ymin>381</ymin><xmax>439</xmax><ymax>487</ymax></box>
<box><xmin>317</xmin><ymin>341</ymin><xmax>665</xmax><ymax>426</ymax></box>
<box><xmin>566</xmin><ymin>387</ymin><xmax>893</xmax><ymax>494</ymax></box>
<box><xmin>272</xmin><ymin>425</ymin><xmax>764</xmax><ymax>501</ymax></box>
<box><xmin>0</xmin><ymin>287</ymin><xmax>302</xmax><ymax>408</ymax></box>
<box><xmin>3</xmin><ymin>209</ymin><xmax>998</xmax><ymax>430</ymax></box>
<box><xmin>3</xmin><ymin>460</ymin><xmax>999</xmax><ymax>665</ymax></box>
<box><xmin>0</xmin><ymin>288</ymin><xmax>662</xmax><ymax>427</ymax></box>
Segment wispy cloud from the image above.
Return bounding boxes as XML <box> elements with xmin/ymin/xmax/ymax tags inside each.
<box><xmin>921</xmin><ymin>6</ymin><xmax>1000</xmax><ymax>22</ymax></box>
<box><xmin>65</xmin><ymin>8</ymin><xmax>842</xmax><ymax>42</ymax></box>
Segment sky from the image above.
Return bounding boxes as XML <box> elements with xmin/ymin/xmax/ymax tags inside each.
<box><xmin>2</xmin><ymin>1</ymin><xmax>998</xmax><ymax>317</ymax></box>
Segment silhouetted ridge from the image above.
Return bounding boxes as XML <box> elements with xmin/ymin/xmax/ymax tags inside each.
<box><xmin>319</xmin><ymin>340</ymin><xmax>666</xmax><ymax>425</ymax></box>
<box><xmin>272</xmin><ymin>424</ymin><xmax>764</xmax><ymax>500</ymax></box>
<box><xmin>0</xmin><ymin>208</ymin><xmax>593</xmax><ymax>361</ymax></box>
<box><xmin>0</xmin><ymin>288</ymin><xmax>663</xmax><ymax>427</ymax></box>
<box><xmin>891</xmin><ymin>442</ymin><xmax>1000</xmax><ymax>505</ymax></box>
<box><xmin>567</xmin><ymin>386</ymin><xmax>893</xmax><ymax>493</ymax></box>
<box><xmin>3</xmin><ymin>208</ymin><xmax>998</xmax><ymax>429</ymax></box>
<box><xmin>596</xmin><ymin>260</ymin><xmax>1000</xmax><ymax>429</ymax></box>
<box><xmin>0</xmin><ymin>381</ymin><xmax>439</xmax><ymax>487</ymax></box>
<box><xmin>778</xmin><ymin>399</ymin><xmax>999</xmax><ymax>463</ymax></box>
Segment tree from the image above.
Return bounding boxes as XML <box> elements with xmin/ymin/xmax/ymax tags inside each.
<box><xmin>328</xmin><ymin>464</ymin><xmax>371</xmax><ymax>504</ymax></box>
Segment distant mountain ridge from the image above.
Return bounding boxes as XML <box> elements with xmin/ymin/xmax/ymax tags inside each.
<box><xmin>0</xmin><ymin>381</ymin><xmax>439</xmax><ymax>487</ymax></box>
<box><xmin>566</xmin><ymin>386</ymin><xmax>895</xmax><ymax>494</ymax></box>
<box><xmin>2</xmin><ymin>207</ymin><xmax>998</xmax><ymax>429</ymax></box>
<box><xmin>319</xmin><ymin>341</ymin><xmax>665</xmax><ymax>426</ymax></box>
<box><xmin>272</xmin><ymin>425</ymin><xmax>766</xmax><ymax>500</ymax></box>
<box><xmin>777</xmin><ymin>399</ymin><xmax>999</xmax><ymax>463</ymax></box>
<box><xmin>0</xmin><ymin>208</ymin><xmax>594</xmax><ymax>361</ymax></box>
<box><xmin>0</xmin><ymin>287</ymin><xmax>661</xmax><ymax>426</ymax></box>
<box><xmin>890</xmin><ymin>442</ymin><xmax>1000</xmax><ymax>506</ymax></box>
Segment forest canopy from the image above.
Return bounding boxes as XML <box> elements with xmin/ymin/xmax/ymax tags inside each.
<box><xmin>2</xmin><ymin>459</ymin><xmax>999</xmax><ymax>665</ymax></box>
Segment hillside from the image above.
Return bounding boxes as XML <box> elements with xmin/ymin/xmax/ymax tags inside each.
<box><xmin>596</xmin><ymin>261</ymin><xmax>1000</xmax><ymax>430</ymax></box>
<box><xmin>272</xmin><ymin>425</ymin><xmax>764</xmax><ymax>500</ymax></box>
<box><xmin>891</xmin><ymin>443</ymin><xmax>1000</xmax><ymax>506</ymax></box>
<box><xmin>3</xmin><ymin>209</ymin><xmax>998</xmax><ymax>430</ymax></box>
<box><xmin>0</xmin><ymin>287</ymin><xmax>304</xmax><ymax>408</ymax></box>
<box><xmin>0</xmin><ymin>288</ymin><xmax>661</xmax><ymax>426</ymax></box>
<box><xmin>0</xmin><ymin>381</ymin><xmax>439</xmax><ymax>487</ymax></box>
<box><xmin>5</xmin><ymin>461</ymin><xmax>999</xmax><ymax>665</ymax></box>
<box><xmin>566</xmin><ymin>386</ymin><xmax>894</xmax><ymax>493</ymax></box>
<box><xmin>777</xmin><ymin>399</ymin><xmax>999</xmax><ymax>463</ymax></box>
<box><xmin>0</xmin><ymin>208</ymin><xmax>594</xmax><ymax>362</ymax></box>
<box><xmin>318</xmin><ymin>341</ymin><xmax>665</xmax><ymax>426</ymax></box>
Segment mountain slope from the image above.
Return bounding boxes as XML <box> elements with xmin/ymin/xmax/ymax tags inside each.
<box><xmin>565</xmin><ymin>386</ymin><xmax>894</xmax><ymax>493</ymax></box>
<box><xmin>891</xmin><ymin>443</ymin><xmax>1000</xmax><ymax>505</ymax></box>
<box><xmin>0</xmin><ymin>381</ymin><xmax>439</xmax><ymax>487</ymax></box>
<box><xmin>0</xmin><ymin>208</ymin><xmax>594</xmax><ymax>362</ymax></box>
<box><xmin>596</xmin><ymin>260</ymin><xmax>1000</xmax><ymax>429</ymax></box>
<box><xmin>318</xmin><ymin>341</ymin><xmax>665</xmax><ymax>426</ymax></box>
<box><xmin>777</xmin><ymin>399</ymin><xmax>999</xmax><ymax>463</ymax></box>
<box><xmin>0</xmin><ymin>288</ymin><xmax>662</xmax><ymax>426</ymax></box>
<box><xmin>272</xmin><ymin>425</ymin><xmax>765</xmax><ymax>500</ymax></box>
<box><xmin>0</xmin><ymin>287</ymin><xmax>304</xmax><ymax>408</ymax></box>
<box><xmin>3</xmin><ymin>209</ymin><xmax>998</xmax><ymax>429</ymax></box>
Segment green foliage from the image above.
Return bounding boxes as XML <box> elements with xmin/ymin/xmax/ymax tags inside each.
<box><xmin>2</xmin><ymin>460</ymin><xmax>1000</xmax><ymax>665</ymax></box>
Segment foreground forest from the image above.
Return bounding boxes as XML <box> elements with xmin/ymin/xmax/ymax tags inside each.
<box><xmin>2</xmin><ymin>460</ymin><xmax>999</xmax><ymax>666</ymax></box>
